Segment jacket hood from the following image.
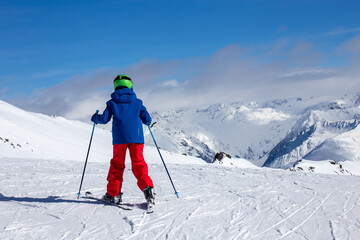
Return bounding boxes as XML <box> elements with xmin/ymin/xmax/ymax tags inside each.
<box><xmin>111</xmin><ymin>88</ymin><xmax>136</xmax><ymax>103</ymax></box>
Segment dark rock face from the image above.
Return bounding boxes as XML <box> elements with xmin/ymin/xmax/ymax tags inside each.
<box><xmin>213</xmin><ymin>152</ymin><xmax>232</xmax><ymax>163</ymax></box>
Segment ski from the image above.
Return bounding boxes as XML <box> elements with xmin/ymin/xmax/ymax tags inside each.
<box><xmin>83</xmin><ymin>191</ymin><xmax>133</xmax><ymax>210</ymax></box>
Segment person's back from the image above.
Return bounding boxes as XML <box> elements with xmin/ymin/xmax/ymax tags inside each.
<box><xmin>94</xmin><ymin>86</ymin><xmax>151</xmax><ymax>144</ymax></box>
<box><xmin>91</xmin><ymin>75</ymin><xmax>155</xmax><ymax>206</ymax></box>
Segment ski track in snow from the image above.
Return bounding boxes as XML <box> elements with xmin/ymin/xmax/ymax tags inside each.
<box><xmin>1</xmin><ymin>157</ymin><xmax>360</xmax><ymax>240</ymax></box>
<box><xmin>247</xmin><ymin>190</ymin><xmax>318</xmax><ymax>240</ymax></box>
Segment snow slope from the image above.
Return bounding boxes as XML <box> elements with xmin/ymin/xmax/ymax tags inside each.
<box><xmin>0</xmin><ymin>100</ymin><xmax>112</xmax><ymax>162</ymax></box>
<box><xmin>1</xmin><ymin>157</ymin><xmax>360</xmax><ymax>239</ymax></box>
<box><xmin>1</xmin><ymin>99</ymin><xmax>360</xmax><ymax>239</ymax></box>
<box><xmin>289</xmin><ymin>159</ymin><xmax>360</xmax><ymax>176</ymax></box>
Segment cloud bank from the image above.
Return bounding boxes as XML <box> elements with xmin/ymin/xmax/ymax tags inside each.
<box><xmin>13</xmin><ymin>35</ymin><xmax>360</xmax><ymax>121</ymax></box>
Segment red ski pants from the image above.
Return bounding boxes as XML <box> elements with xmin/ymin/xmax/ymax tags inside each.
<box><xmin>107</xmin><ymin>143</ymin><xmax>154</xmax><ymax>197</ymax></box>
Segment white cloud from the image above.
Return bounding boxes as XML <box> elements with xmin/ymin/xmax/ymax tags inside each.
<box><xmin>343</xmin><ymin>35</ymin><xmax>360</xmax><ymax>53</ymax></box>
<box><xmin>279</xmin><ymin>68</ymin><xmax>336</xmax><ymax>78</ymax></box>
<box><xmin>290</xmin><ymin>40</ymin><xmax>313</xmax><ymax>54</ymax></box>
<box><xmin>161</xmin><ymin>79</ymin><xmax>179</xmax><ymax>87</ymax></box>
<box><xmin>323</xmin><ymin>27</ymin><xmax>360</xmax><ymax>37</ymax></box>
<box><xmin>12</xmin><ymin>37</ymin><xmax>360</xmax><ymax>120</ymax></box>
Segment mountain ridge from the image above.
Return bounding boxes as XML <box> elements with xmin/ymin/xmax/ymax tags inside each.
<box><xmin>2</xmin><ymin>92</ymin><xmax>360</xmax><ymax>169</ymax></box>
<box><xmin>145</xmin><ymin>93</ymin><xmax>360</xmax><ymax>168</ymax></box>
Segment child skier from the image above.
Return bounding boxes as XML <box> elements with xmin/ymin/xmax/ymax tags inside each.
<box><xmin>91</xmin><ymin>74</ymin><xmax>155</xmax><ymax>206</ymax></box>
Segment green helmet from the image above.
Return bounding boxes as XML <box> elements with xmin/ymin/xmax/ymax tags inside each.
<box><xmin>113</xmin><ymin>75</ymin><xmax>133</xmax><ymax>90</ymax></box>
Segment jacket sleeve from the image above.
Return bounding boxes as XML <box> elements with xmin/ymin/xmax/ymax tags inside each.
<box><xmin>139</xmin><ymin>102</ymin><xmax>152</xmax><ymax>126</ymax></box>
<box><xmin>91</xmin><ymin>102</ymin><xmax>113</xmax><ymax>124</ymax></box>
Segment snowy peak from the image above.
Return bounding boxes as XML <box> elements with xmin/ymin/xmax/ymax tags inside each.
<box><xmin>304</xmin><ymin>122</ymin><xmax>360</xmax><ymax>162</ymax></box>
<box><xmin>355</xmin><ymin>94</ymin><xmax>360</xmax><ymax>107</ymax></box>
<box><xmin>263</xmin><ymin>95</ymin><xmax>360</xmax><ymax>168</ymax></box>
<box><xmin>147</xmin><ymin>99</ymin><xmax>298</xmax><ymax>165</ymax></box>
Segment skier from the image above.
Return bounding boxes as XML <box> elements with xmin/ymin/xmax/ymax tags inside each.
<box><xmin>91</xmin><ymin>74</ymin><xmax>155</xmax><ymax>206</ymax></box>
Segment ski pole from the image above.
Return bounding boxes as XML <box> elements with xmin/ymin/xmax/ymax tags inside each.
<box><xmin>148</xmin><ymin>126</ymin><xmax>179</xmax><ymax>198</ymax></box>
<box><xmin>77</xmin><ymin>110</ymin><xmax>98</xmax><ymax>199</ymax></box>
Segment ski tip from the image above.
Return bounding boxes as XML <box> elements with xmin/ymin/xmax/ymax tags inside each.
<box><xmin>84</xmin><ymin>191</ymin><xmax>92</xmax><ymax>197</ymax></box>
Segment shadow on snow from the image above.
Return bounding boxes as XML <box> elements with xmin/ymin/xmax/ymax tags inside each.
<box><xmin>0</xmin><ymin>192</ymin><xmax>101</xmax><ymax>205</ymax></box>
<box><xmin>0</xmin><ymin>193</ymin><xmax>147</xmax><ymax>210</ymax></box>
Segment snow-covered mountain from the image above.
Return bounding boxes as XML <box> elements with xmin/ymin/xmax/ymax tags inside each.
<box><xmin>263</xmin><ymin>95</ymin><xmax>360</xmax><ymax>168</ymax></box>
<box><xmin>2</xmin><ymin>92</ymin><xmax>360</xmax><ymax>170</ymax></box>
<box><xmin>146</xmin><ymin>99</ymin><xmax>298</xmax><ymax>166</ymax></box>
<box><xmin>145</xmin><ymin>93</ymin><xmax>360</xmax><ymax>168</ymax></box>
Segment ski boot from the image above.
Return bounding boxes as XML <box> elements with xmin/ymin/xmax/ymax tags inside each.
<box><xmin>102</xmin><ymin>192</ymin><xmax>115</xmax><ymax>204</ymax></box>
<box><xmin>143</xmin><ymin>186</ymin><xmax>155</xmax><ymax>204</ymax></box>
<box><xmin>143</xmin><ymin>186</ymin><xmax>155</xmax><ymax>213</ymax></box>
<box><xmin>114</xmin><ymin>192</ymin><xmax>123</xmax><ymax>204</ymax></box>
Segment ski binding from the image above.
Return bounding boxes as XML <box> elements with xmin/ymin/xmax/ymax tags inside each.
<box><xmin>83</xmin><ymin>191</ymin><xmax>133</xmax><ymax>210</ymax></box>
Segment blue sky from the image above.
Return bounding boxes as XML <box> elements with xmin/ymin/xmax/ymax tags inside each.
<box><xmin>1</xmin><ymin>0</ymin><xmax>360</xmax><ymax>118</ymax></box>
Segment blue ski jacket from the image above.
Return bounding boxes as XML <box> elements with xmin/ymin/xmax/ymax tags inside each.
<box><xmin>91</xmin><ymin>88</ymin><xmax>151</xmax><ymax>144</ymax></box>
